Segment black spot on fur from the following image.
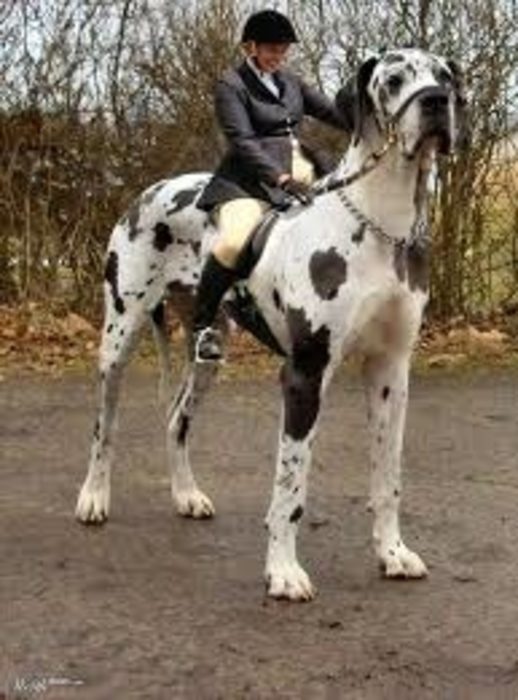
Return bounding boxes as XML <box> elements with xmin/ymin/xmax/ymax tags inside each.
<box><xmin>136</xmin><ymin>291</ymin><xmax>145</xmax><ymax>300</ymax></box>
<box><xmin>393</xmin><ymin>236</ymin><xmax>428</xmax><ymax>292</ymax></box>
<box><xmin>104</xmin><ymin>251</ymin><xmax>125</xmax><ymax>315</ymax></box>
<box><xmin>127</xmin><ymin>198</ymin><xmax>141</xmax><ymax>240</ymax></box>
<box><xmin>126</xmin><ymin>184</ymin><xmax>166</xmax><ymax>240</ymax></box>
<box><xmin>408</xmin><ymin>240</ymin><xmax>429</xmax><ymax>292</ymax></box>
<box><xmin>352</xmin><ymin>223</ymin><xmax>366</xmax><ymax>244</ymax></box>
<box><xmin>393</xmin><ymin>245</ymin><xmax>407</xmax><ymax>283</ymax></box>
<box><xmin>382</xmin><ymin>386</ymin><xmax>390</xmax><ymax>400</ymax></box>
<box><xmin>93</xmin><ymin>420</ymin><xmax>100</xmax><ymax>440</ymax></box>
<box><xmin>406</xmin><ymin>63</ymin><xmax>417</xmax><ymax>79</ymax></box>
<box><xmin>114</xmin><ymin>297</ymin><xmax>124</xmax><ymax>315</ymax></box>
<box><xmin>272</xmin><ymin>289</ymin><xmax>283</xmax><ymax>311</ymax></box>
<box><xmin>309</xmin><ymin>247</ymin><xmax>347</xmax><ymax>301</ymax></box>
<box><xmin>119</xmin><ymin>329</ymin><xmax>125</xmax><ymax>336</ymax></box>
<box><xmin>290</xmin><ymin>505</ymin><xmax>304</xmax><ymax>523</ymax></box>
<box><xmin>394</xmin><ymin>489</ymin><xmax>400</xmax><ymax>497</ymax></box>
<box><xmin>282</xmin><ymin>307</ymin><xmax>331</xmax><ymax>441</ymax></box>
<box><xmin>385</xmin><ymin>53</ymin><xmax>405</xmax><ymax>64</ymax></box>
<box><xmin>153</xmin><ymin>222</ymin><xmax>173</xmax><ymax>251</ymax></box>
<box><xmin>152</xmin><ymin>303</ymin><xmax>165</xmax><ymax>326</ymax></box>
<box><xmin>190</xmin><ymin>240</ymin><xmax>202</xmax><ymax>256</ymax></box>
<box><xmin>142</xmin><ymin>181</ymin><xmax>166</xmax><ymax>205</ymax></box>
<box><xmin>107</xmin><ymin>324</ymin><xmax>114</xmax><ymax>334</ymax></box>
<box><xmin>146</xmin><ymin>278</ymin><xmax>155</xmax><ymax>286</ymax></box>
<box><xmin>177</xmin><ymin>414</ymin><xmax>190</xmax><ymax>445</ymax></box>
<box><xmin>166</xmin><ymin>188</ymin><xmax>200</xmax><ymax>216</ymax></box>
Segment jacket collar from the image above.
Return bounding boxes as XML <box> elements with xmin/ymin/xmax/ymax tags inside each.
<box><xmin>237</xmin><ymin>61</ymin><xmax>286</xmax><ymax>104</ymax></box>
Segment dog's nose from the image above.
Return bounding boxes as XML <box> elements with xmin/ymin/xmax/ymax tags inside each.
<box><xmin>421</xmin><ymin>92</ymin><xmax>449</xmax><ymax>112</ymax></box>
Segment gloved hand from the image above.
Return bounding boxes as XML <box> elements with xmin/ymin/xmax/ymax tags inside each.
<box><xmin>280</xmin><ymin>177</ymin><xmax>314</xmax><ymax>206</ymax></box>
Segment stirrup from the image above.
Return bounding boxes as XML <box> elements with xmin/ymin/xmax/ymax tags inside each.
<box><xmin>193</xmin><ymin>327</ymin><xmax>224</xmax><ymax>364</ymax></box>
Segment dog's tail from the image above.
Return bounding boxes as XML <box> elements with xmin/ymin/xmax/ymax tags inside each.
<box><xmin>150</xmin><ymin>302</ymin><xmax>174</xmax><ymax>406</ymax></box>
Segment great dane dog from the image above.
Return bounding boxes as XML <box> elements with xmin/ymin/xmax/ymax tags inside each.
<box><xmin>76</xmin><ymin>49</ymin><xmax>465</xmax><ymax>601</ymax></box>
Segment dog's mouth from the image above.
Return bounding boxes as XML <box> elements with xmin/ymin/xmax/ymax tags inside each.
<box><xmin>406</xmin><ymin>123</ymin><xmax>452</xmax><ymax>159</ymax></box>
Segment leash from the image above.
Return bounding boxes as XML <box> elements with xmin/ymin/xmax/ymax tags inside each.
<box><xmin>312</xmin><ymin>124</ymin><xmax>398</xmax><ymax>196</ymax></box>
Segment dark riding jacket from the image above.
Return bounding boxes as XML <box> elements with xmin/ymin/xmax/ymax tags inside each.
<box><xmin>197</xmin><ymin>61</ymin><xmax>353</xmax><ymax>212</ymax></box>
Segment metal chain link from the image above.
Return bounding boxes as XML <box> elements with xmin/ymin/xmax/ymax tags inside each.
<box><xmin>336</xmin><ymin>188</ymin><xmax>407</xmax><ymax>248</ymax></box>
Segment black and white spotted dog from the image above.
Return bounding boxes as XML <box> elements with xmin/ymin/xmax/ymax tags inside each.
<box><xmin>76</xmin><ymin>49</ymin><xmax>466</xmax><ymax>601</ymax></box>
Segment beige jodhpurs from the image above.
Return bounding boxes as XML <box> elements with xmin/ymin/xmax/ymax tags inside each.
<box><xmin>212</xmin><ymin>142</ymin><xmax>315</xmax><ymax>269</ymax></box>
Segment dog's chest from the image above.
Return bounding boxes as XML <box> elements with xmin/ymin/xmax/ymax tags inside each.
<box><xmin>251</xmin><ymin>210</ymin><xmax>420</xmax><ymax>353</ymax></box>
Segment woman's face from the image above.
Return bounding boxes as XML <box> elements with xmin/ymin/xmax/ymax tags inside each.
<box><xmin>248</xmin><ymin>42</ymin><xmax>291</xmax><ymax>73</ymax></box>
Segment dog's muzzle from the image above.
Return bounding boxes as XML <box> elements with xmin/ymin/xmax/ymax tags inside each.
<box><xmin>418</xmin><ymin>87</ymin><xmax>452</xmax><ymax>154</ymax></box>
<box><xmin>392</xmin><ymin>85</ymin><xmax>452</xmax><ymax>157</ymax></box>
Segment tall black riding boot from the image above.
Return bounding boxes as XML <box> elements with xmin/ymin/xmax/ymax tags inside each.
<box><xmin>191</xmin><ymin>253</ymin><xmax>237</xmax><ymax>362</ymax></box>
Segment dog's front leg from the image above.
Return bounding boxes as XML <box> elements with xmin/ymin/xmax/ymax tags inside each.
<box><xmin>363</xmin><ymin>352</ymin><xmax>427</xmax><ymax>578</ymax></box>
<box><xmin>265</xmin><ymin>359</ymin><xmax>329</xmax><ymax>601</ymax></box>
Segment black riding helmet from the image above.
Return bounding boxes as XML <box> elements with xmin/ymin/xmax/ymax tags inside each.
<box><xmin>241</xmin><ymin>10</ymin><xmax>298</xmax><ymax>44</ymax></box>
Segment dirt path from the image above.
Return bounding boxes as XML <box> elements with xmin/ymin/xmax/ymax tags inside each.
<box><xmin>2</xmin><ymin>368</ymin><xmax>518</xmax><ymax>699</ymax></box>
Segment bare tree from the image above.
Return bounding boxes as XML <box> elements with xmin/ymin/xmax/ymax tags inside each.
<box><xmin>0</xmin><ymin>0</ymin><xmax>516</xmax><ymax>323</ymax></box>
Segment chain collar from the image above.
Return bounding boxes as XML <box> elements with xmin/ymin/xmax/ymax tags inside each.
<box><xmin>336</xmin><ymin>188</ymin><xmax>404</xmax><ymax>248</ymax></box>
<box><xmin>336</xmin><ymin>187</ymin><xmax>430</xmax><ymax>250</ymax></box>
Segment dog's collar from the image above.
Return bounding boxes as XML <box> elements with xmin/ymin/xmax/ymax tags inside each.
<box><xmin>336</xmin><ymin>189</ymin><xmax>429</xmax><ymax>250</ymax></box>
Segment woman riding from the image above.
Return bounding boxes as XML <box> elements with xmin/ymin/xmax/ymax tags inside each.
<box><xmin>193</xmin><ymin>9</ymin><xmax>354</xmax><ymax>362</ymax></box>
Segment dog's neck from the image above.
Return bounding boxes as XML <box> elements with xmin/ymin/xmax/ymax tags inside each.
<box><xmin>340</xmin><ymin>124</ymin><xmax>433</xmax><ymax>242</ymax></box>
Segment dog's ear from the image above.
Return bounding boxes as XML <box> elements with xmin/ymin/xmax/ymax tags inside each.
<box><xmin>446</xmin><ymin>59</ymin><xmax>470</xmax><ymax>151</ymax></box>
<box><xmin>335</xmin><ymin>56</ymin><xmax>379</xmax><ymax>146</ymax></box>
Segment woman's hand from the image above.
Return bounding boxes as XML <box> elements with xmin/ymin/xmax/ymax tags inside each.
<box><xmin>278</xmin><ymin>175</ymin><xmax>314</xmax><ymax>205</ymax></box>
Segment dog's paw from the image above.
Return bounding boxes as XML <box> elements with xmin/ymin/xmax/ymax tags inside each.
<box><xmin>265</xmin><ymin>562</ymin><xmax>316</xmax><ymax>601</ymax></box>
<box><xmin>174</xmin><ymin>489</ymin><xmax>215</xmax><ymax>519</ymax></box>
<box><xmin>75</xmin><ymin>480</ymin><xmax>110</xmax><ymax>525</ymax></box>
<box><xmin>379</xmin><ymin>543</ymin><xmax>428</xmax><ymax>579</ymax></box>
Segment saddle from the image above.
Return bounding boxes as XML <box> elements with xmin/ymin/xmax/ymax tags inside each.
<box><xmin>222</xmin><ymin>207</ymin><xmax>286</xmax><ymax>356</ymax></box>
<box><xmin>233</xmin><ymin>208</ymin><xmax>281</xmax><ymax>280</ymax></box>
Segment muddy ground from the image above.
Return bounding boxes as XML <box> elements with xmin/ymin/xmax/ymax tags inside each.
<box><xmin>2</xmin><ymin>366</ymin><xmax>518</xmax><ymax>699</ymax></box>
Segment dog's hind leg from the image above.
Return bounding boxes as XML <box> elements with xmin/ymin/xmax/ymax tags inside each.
<box><xmin>164</xmin><ymin>294</ymin><xmax>221</xmax><ymax>518</ymax></box>
<box><xmin>75</xmin><ymin>295</ymin><xmax>147</xmax><ymax>525</ymax></box>
<box><xmin>363</xmin><ymin>352</ymin><xmax>427</xmax><ymax>578</ymax></box>
<box><xmin>166</xmin><ymin>363</ymin><xmax>218</xmax><ymax>518</ymax></box>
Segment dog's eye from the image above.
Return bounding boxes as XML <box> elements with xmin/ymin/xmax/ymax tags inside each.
<box><xmin>387</xmin><ymin>74</ymin><xmax>404</xmax><ymax>94</ymax></box>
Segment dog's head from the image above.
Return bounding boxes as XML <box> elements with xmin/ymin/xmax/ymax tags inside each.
<box><xmin>336</xmin><ymin>48</ymin><xmax>468</xmax><ymax>158</ymax></box>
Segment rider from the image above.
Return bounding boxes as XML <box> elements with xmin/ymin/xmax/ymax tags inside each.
<box><xmin>193</xmin><ymin>9</ymin><xmax>354</xmax><ymax>362</ymax></box>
